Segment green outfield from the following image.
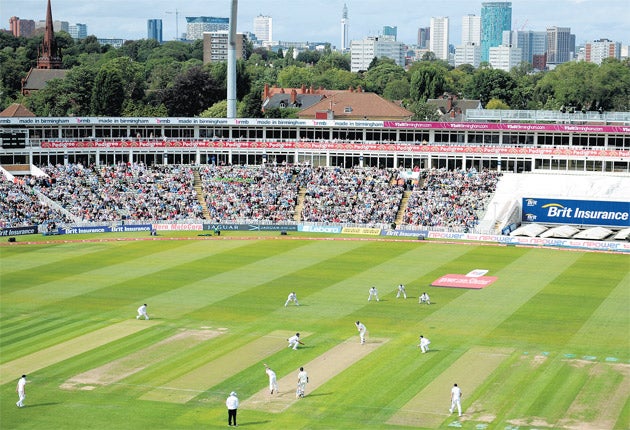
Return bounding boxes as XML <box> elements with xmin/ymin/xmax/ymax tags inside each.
<box><xmin>1</xmin><ymin>234</ymin><xmax>628</xmax><ymax>429</ymax></box>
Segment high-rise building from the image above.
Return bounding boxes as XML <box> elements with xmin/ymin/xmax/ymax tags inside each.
<box><xmin>36</xmin><ymin>19</ymin><xmax>69</xmax><ymax>34</ymax></box>
<box><xmin>350</xmin><ymin>36</ymin><xmax>405</xmax><ymax>72</ymax></box>
<box><xmin>489</xmin><ymin>45</ymin><xmax>522</xmax><ymax>72</ymax></box>
<box><xmin>503</xmin><ymin>30</ymin><xmax>546</xmax><ymax>65</ymax></box>
<box><xmin>585</xmin><ymin>39</ymin><xmax>621</xmax><ymax>65</ymax></box>
<box><xmin>203</xmin><ymin>31</ymin><xmax>244</xmax><ymax>64</ymax></box>
<box><xmin>454</xmin><ymin>43</ymin><xmax>481</xmax><ymax>68</ymax></box>
<box><xmin>185</xmin><ymin>17</ymin><xmax>229</xmax><ymax>41</ymax></box>
<box><xmin>429</xmin><ymin>17</ymin><xmax>449</xmax><ymax>61</ymax></box>
<box><xmin>383</xmin><ymin>26</ymin><xmax>397</xmax><ymax>41</ymax></box>
<box><xmin>9</xmin><ymin>17</ymin><xmax>35</xmax><ymax>37</ymax></box>
<box><xmin>417</xmin><ymin>27</ymin><xmax>430</xmax><ymax>49</ymax></box>
<box><xmin>253</xmin><ymin>15</ymin><xmax>272</xmax><ymax>46</ymax></box>
<box><xmin>341</xmin><ymin>4</ymin><xmax>349</xmax><ymax>52</ymax></box>
<box><xmin>462</xmin><ymin>14</ymin><xmax>481</xmax><ymax>46</ymax></box>
<box><xmin>69</xmin><ymin>23</ymin><xmax>88</xmax><ymax>40</ymax></box>
<box><xmin>546</xmin><ymin>26</ymin><xmax>574</xmax><ymax>65</ymax></box>
<box><xmin>481</xmin><ymin>2</ymin><xmax>512</xmax><ymax>63</ymax></box>
<box><xmin>147</xmin><ymin>19</ymin><xmax>163</xmax><ymax>43</ymax></box>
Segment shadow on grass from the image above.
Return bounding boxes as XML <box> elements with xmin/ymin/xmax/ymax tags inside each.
<box><xmin>23</xmin><ymin>402</ymin><xmax>61</xmax><ymax>408</ymax></box>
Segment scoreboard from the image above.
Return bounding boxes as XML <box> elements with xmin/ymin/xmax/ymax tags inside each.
<box><xmin>0</xmin><ymin>130</ymin><xmax>28</xmax><ymax>149</ymax></box>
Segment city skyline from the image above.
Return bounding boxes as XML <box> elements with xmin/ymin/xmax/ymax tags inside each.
<box><xmin>2</xmin><ymin>0</ymin><xmax>629</xmax><ymax>47</ymax></box>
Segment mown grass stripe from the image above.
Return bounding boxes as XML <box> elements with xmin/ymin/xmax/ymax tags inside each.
<box><xmin>242</xmin><ymin>337</ymin><xmax>389</xmax><ymax>413</ymax></box>
<box><xmin>139</xmin><ymin>330</ymin><xmax>310</xmax><ymax>403</ymax></box>
<box><xmin>1</xmin><ymin>240</ymin><xmax>252</xmax><ymax>308</ymax></box>
<box><xmin>387</xmin><ymin>346</ymin><xmax>513</xmax><ymax>428</ymax></box>
<box><xmin>0</xmin><ymin>320</ymin><xmax>160</xmax><ymax>385</ymax></box>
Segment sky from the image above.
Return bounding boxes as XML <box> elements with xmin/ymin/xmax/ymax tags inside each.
<box><xmin>2</xmin><ymin>0</ymin><xmax>629</xmax><ymax>47</ymax></box>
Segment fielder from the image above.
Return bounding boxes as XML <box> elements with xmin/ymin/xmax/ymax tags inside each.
<box><xmin>136</xmin><ymin>304</ymin><xmax>149</xmax><ymax>320</ymax></box>
<box><xmin>355</xmin><ymin>321</ymin><xmax>367</xmax><ymax>344</ymax></box>
<box><xmin>449</xmin><ymin>383</ymin><xmax>463</xmax><ymax>417</ymax></box>
<box><xmin>284</xmin><ymin>292</ymin><xmax>299</xmax><ymax>307</ymax></box>
<box><xmin>396</xmin><ymin>284</ymin><xmax>407</xmax><ymax>299</ymax></box>
<box><xmin>296</xmin><ymin>366</ymin><xmax>309</xmax><ymax>398</ymax></box>
<box><xmin>419</xmin><ymin>292</ymin><xmax>431</xmax><ymax>305</ymax></box>
<box><xmin>16</xmin><ymin>375</ymin><xmax>26</xmax><ymax>408</ymax></box>
<box><xmin>287</xmin><ymin>332</ymin><xmax>303</xmax><ymax>350</ymax></box>
<box><xmin>368</xmin><ymin>286</ymin><xmax>380</xmax><ymax>302</ymax></box>
<box><xmin>418</xmin><ymin>335</ymin><xmax>431</xmax><ymax>353</ymax></box>
<box><xmin>264</xmin><ymin>364</ymin><xmax>279</xmax><ymax>394</ymax></box>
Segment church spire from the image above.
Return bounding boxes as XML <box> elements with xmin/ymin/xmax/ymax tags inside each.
<box><xmin>37</xmin><ymin>0</ymin><xmax>62</xmax><ymax>69</ymax></box>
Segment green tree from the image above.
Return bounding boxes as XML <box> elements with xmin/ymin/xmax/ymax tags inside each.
<box><xmin>158</xmin><ymin>66</ymin><xmax>222</xmax><ymax>116</ymax></box>
<box><xmin>277</xmin><ymin>65</ymin><xmax>313</xmax><ymax>88</ymax></box>
<box><xmin>466</xmin><ymin>68</ymin><xmax>517</xmax><ymax>106</ymax></box>
<box><xmin>91</xmin><ymin>68</ymin><xmax>125</xmax><ymax>115</ymax></box>
<box><xmin>404</xmin><ymin>100</ymin><xmax>440</xmax><ymax>121</ymax></box>
<box><xmin>409</xmin><ymin>63</ymin><xmax>447</xmax><ymax>102</ymax></box>
<box><xmin>200</xmin><ymin>100</ymin><xmax>228</xmax><ymax>118</ymax></box>
<box><xmin>363</xmin><ymin>61</ymin><xmax>406</xmax><ymax>94</ymax></box>
<box><xmin>383</xmin><ymin>78</ymin><xmax>410</xmax><ymax>100</ymax></box>
<box><xmin>485</xmin><ymin>98</ymin><xmax>510</xmax><ymax>109</ymax></box>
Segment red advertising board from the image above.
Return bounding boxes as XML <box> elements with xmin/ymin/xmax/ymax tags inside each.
<box><xmin>431</xmin><ymin>274</ymin><xmax>498</xmax><ymax>289</ymax></box>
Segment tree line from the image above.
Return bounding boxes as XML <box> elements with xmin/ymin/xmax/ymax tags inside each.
<box><xmin>1</xmin><ymin>31</ymin><xmax>629</xmax><ymax>119</ymax></box>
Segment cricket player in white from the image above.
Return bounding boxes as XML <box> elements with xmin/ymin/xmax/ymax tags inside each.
<box><xmin>136</xmin><ymin>304</ymin><xmax>149</xmax><ymax>320</ymax></box>
<box><xmin>419</xmin><ymin>292</ymin><xmax>431</xmax><ymax>304</ymax></box>
<box><xmin>450</xmin><ymin>383</ymin><xmax>463</xmax><ymax>417</ymax></box>
<box><xmin>287</xmin><ymin>333</ymin><xmax>302</xmax><ymax>350</ymax></box>
<box><xmin>296</xmin><ymin>367</ymin><xmax>309</xmax><ymax>398</ymax></box>
<box><xmin>16</xmin><ymin>375</ymin><xmax>26</xmax><ymax>408</ymax></box>
<box><xmin>355</xmin><ymin>321</ymin><xmax>367</xmax><ymax>344</ymax></box>
<box><xmin>284</xmin><ymin>292</ymin><xmax>299</xmax><ymax>307</ymax></box>
<box><xmin>264</xmin><ymin>364</ymin><xmax>278</xmax><ymax>394</ymax></box>
<box><xmin>368</xmin><ymin>286</ymin><xmax>379</xmax><ymax>301</ymax></box>
<box><xmin>418</xmin><ymin>335</ymin><xmax>431</xmax><ymax>353</ymax></box>
<box><xmin>396</xmin><ymin>284</ymin><xmax>407</xmax><ymax>299</ymax></box>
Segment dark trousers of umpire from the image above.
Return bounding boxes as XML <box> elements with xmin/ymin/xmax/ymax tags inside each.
<box><xmin>228</xmin><ymin>408</ymin><xmax>237</xmax><ymax>426</ymax></box>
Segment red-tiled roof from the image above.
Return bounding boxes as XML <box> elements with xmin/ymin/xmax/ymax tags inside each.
<box><xmin>0</xmin><ymin>103</ymin><xmax>35</xmax><ymax>117</ymax></box>
<box><xmin>298</xmin><ymin>92</ymin><xmax>413</xmax><ymax>120</ymax></box>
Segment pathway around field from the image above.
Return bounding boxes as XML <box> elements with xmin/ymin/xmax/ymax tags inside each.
<box><xmin>0</xmin><ymin>320</ymin><xmax>159</xmax><ymax>385</ymax></box>
<box><xmin>387</xmin><ymin>346</ymin><xmax>513</xmax><ymax>428</ymax></box>
<box><xmin>60</xmin><ymin>329</ymin><xmax>222</xmax><ymax>391</ymax></box>
<box><xmin>242</xmin><ymin>337</ymin><xmax>389</xmax><ymax>413</ymax></box>
<box><xmin>140</xmin><ymin>330</ymin><xmax>310</xmax><ymax>404</ymax></box>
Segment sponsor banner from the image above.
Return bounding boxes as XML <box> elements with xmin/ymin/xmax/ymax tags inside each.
<box><xmin>153</xmin><ymin>223</ymin><xmax>203</xmax><ymax>231</ymax></box>
<box><xmin>202</xmin><ymin>224</ymin><xmax>298</xmax><ymax>232</ymax></box>
<box><xmin>111</xmin><ymin>224</ymin><xmax>153</xmax><ymax>233</ymax></box>
<box><xmin>429</xmin><ymin>231</ymin><xmax>630</xmax><ymax>252</ymax></box>
<box><xmin>0</xmin><ymin>225</ymin><xmax>38</xmax><ymax>236</ymax></box>
<box><xmin>466</xmin><ymin>269</ymin><xmax>489</xmax><ymax>277</ymax></box>
<box><xmin>342</xmin><ymin>227</ymin><xmax>382</xmax><ymax>235</ymax></box>
<box><xmin>432</xmin><ymin>274</ymin><xmax>498</xmax><ymax>289</ymax></box>
<box><xmin>382</xmin><ymin>229</ymin><xmax>429</xmax><ymax>238</ymax></box>
<box><xmin>38</xmin><ymin>140</ymin><xmax>629</xmax><ymax>158</ymax></box>
<box><xmin>6</xmin><ymin>117</ymin><xmax>629</xmax><ymax>133</ymax></box>
<box><xmin>298</xmin><ymin>225</ymin><xmax>342</xmax><ymax>234</ymax></box>
<box><xmin>59</xmin><ymin>226</ymin><xmax>111</xmax><ymax>234</ymax></box>
<box><xmin>522</xmin><ymin>198</ymin><xmax>630</xmax><ymax>227</ymax></box>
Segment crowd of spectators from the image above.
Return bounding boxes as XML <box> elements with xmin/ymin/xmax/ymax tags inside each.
<box><xmin>299</xmin><ymin>167</ymin><xmax>404</xmax><ymax>225</ymax></box>
<box><xmin>28</xmin><ymin>162</ymin><xmax>203</xmax><ymax>222</ymax></box>
<box><xmin>0</xmin><ymin>176</ymin><xmax>72</xmax><ymax>228</ymax></box>
<box><xmin>2</xmin><ymin>163</ymin><xmax>501</xmax><ymax>231</ymax></box>
<box><xmin>199</xmin><ymin>164</ymin><xmax>299</xmax><ymax>222</ymax></box>
<box><xmin>403</xmin><ymin>168</ymin><xmax>501</xmax><ymax>230</ymax></box>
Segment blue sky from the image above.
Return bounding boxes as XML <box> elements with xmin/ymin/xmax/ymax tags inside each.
<box><xmin>2</xmin><ymin>0</ymin><xmax>628</xmax><ymax>47</ymax></box>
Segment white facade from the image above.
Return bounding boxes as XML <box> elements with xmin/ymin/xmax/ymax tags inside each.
<box><xmin>350</xmin><ymin>36</ymin><xmax>405</xmax><ymax>72</ymax></box>
<box><xmin>253</xmin><ymin>15</ymin><xmax>272</xmax><ymax>46</ymax></box>
<box><xmin>585</xmin><ymin>39</ymin><xmax>621</xmax><ymax>65</ymax></box>
<box><xmin>462</xmin><ymin>15</ymin><xmax>481</xmax><ymax>46</ymax></box>
<box><xmin>341</xmin><ymin>4</ymin><xmax>349</xmax><ymax>52</ymax></box>
<box><xmin>489</xmin><ymin>45</ymin><xmax>522</xmax><ymax>71</ymax></box>
<box><xmin>429</xmin><ymin>17</ymin><xmax>449</xmax><ymax>61</ymax></box>
<box><xmin>454</xmin><ymin>43</ymin><xmax>481</xmax><ymax>67</ymax></box>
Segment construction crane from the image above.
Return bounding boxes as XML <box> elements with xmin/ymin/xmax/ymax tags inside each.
<box><xmin>165</xmin><ymin>9</ymin><xmax>179</xmax><ymax>41</ymax></box>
